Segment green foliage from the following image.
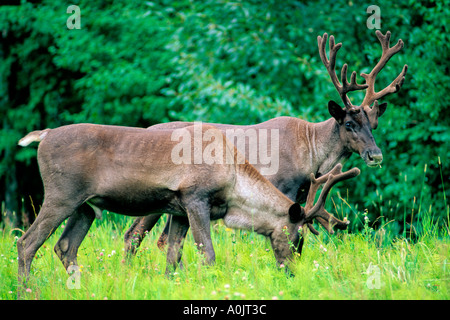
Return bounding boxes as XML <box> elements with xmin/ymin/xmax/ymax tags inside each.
<box><xmin>0</xmin><ymin>0</ymin><xmax>448</xmax><ymax>233</ymax></box>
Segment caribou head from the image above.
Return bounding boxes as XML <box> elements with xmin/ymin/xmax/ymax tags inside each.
<box><xmin>276</xmin><ymin>163</ymin><xmax>360</xmax><ymax>264</ymax></box>
<box><xmin>318</xmin><ymin>31</ymin><xmax>408</xmax><ymax>167</ymax></box>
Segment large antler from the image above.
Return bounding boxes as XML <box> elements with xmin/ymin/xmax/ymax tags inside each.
<box><xmin>304</xmin><ymin>164</ymin><xmax>360</xmax><ymax>234</ymax></box>
<box><xmin>317</xmin><ymin>33</ymin><xmax>368</xmax><ymax>109</ymax></box>
<box><xmin>360</xmin><ymin>30</ymin><xmax>408</xmax><ymax>108</ymax></box>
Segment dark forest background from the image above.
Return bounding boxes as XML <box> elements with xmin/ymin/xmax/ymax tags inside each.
<box><xmin>0</xmin><ymin>0</ymin><xmax>448</xmax><ymax>236</ymax></box>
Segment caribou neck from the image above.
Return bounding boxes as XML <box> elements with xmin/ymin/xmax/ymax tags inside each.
<box><xmin>305</xmin><ymin>118</ymin><xmax>352</xmax><ymax>177</ymax></box>
<box><xmin>224</xmin><ymin>162</ymin><xmax>293</xmax><ymax>236</ymax></box>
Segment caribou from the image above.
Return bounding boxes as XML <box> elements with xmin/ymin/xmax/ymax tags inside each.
<box><xmin>17</xmin><ymin>123</ymin><xmax>358</xmax><ymax>285</ymax></box>
<box><xmin>124</xmin><ymin>30</ymin><xmax>407</xmax><ymax>254</ymax></box>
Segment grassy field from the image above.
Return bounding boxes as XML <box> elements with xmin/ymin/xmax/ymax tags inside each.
<box><xmin>1</xmin><ymin>204</ymin><xmax>448</xmax><ymax>300</ymax></box>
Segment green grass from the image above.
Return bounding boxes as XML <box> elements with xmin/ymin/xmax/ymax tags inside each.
<box><xmin>1</xmin><ymin>206</ymin><xmax>448</xmax><ymax>300</ymax></box>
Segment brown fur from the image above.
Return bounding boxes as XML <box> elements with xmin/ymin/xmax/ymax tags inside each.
<box><xmin>17</xmin><ymin>123</ymin><xmax>352</xmax><ymax>286</ymax></box>
<box><xmin>125</xmin><ymin>113</ymin><xmax>381</xmax><ymax>254</ymax></box>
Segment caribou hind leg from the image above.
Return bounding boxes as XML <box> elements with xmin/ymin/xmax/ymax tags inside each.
<box><xmin>54</xmin><ymin>203</ymin><xmax>95</xmax><ymax>270</ymax></box>
<box><xmin>157</xmin><ymin>215</ymin><xmax>172</xmax><ymax>251</ymax></box>
<box><xmin>17</xmin><ymin>198</ymin><xmax>79</xmax><ymax>287</ymax></box>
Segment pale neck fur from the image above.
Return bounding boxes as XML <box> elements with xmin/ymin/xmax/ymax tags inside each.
<box><xmin>301</xmin><ymin>118</ymin><xmax>351</xmax><ymax>177</ymax></box>
<box><xmin>224</xmin><ymin>163</ymin><xmax>293</xmax><ymax>236</ymax></box>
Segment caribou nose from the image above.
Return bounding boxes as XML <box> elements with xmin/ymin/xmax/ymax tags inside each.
<box><xmin>366</xmin><ymin>150</ymin><xmax>383</xmax><ymax>167</ymax></box>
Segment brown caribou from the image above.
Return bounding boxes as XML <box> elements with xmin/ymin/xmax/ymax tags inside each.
<box><xmin>124</xmin><ymin>30</ymin><xmax>407</xmax><ymax>254</ymax></box>
<box><xmin>17</xmin><ymin>123</ymin><xmax>358</xmax><ymax>285</ymax></box>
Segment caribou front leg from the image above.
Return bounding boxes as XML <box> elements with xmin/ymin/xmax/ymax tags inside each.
<box><xmin>185</xmin><ymin>201</ymin><xmax>216</xmax><ymax>266</ymax></box>
<box><xmin>124</xmin><ymin>214</ymin><xmax>162</xmax><ymax>256</ymax></box>
<box><xmin>165</xmin><ymin>215</ymin><xmax>189</xmax><ymax>276</ymax></box>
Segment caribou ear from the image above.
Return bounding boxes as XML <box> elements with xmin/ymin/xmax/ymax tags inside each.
<box><xmin>289</xmin><ymin>203</ymin><xmax>304</xmax><ymax>223</ymax></box>
<box><xmin>377</xmin><ymin>102</ymin><xmax>388</xmax><ymax>117</ymax></box>
<box><xmin>328</xmin><ymin>100</ymin><xmax>346</xmax><ymax>125</ymax></box>
<box><xmin>367</xmin><ymin>101</ymin><xmax>388</xmax><ymax>129</ymax></box>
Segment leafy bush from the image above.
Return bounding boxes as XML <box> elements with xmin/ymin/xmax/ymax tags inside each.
<box><xmin>0</xmin><ymin>0</ymin><xmax>448</xmax><ymax>234</ymax></box>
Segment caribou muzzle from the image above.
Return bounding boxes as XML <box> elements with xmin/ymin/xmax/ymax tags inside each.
<box><xmin>363</xmin><ymin>148</ymin><xmax>383</xmax><ymax>167</ymax></box>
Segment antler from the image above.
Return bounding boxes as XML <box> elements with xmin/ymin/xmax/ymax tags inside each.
<box><xmin>317</xmin><ymin>33</ymin><xmax>368</xmax><ymax>109</ymax></box>
<box><xmin>360</xmin><ymin>30</ymin><xmax>408</xmax><ymax>108</ymax></box>
<box><xmin>304</xmin><ymin>164</ymin><xmax>360</xmax><ymax>234</ymax></box>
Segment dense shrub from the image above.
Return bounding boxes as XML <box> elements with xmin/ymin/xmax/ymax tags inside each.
<box><xmin>0</xmin><ymin>0</ymin><xmax>448</xmax><ymax>234</ymax></box>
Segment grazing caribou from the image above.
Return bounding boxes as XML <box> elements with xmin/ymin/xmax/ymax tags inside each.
<box><xmin>17</xmin><ymin>123</ymin><xmax>358</xmax><ymax>285</ymax></box>
<box><xmin>125</xmin><ymin>30</ymin><xmax>407</xmax><ymax>254</ymax></box>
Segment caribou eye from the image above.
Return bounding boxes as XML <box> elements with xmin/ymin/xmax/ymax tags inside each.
<box><xmin>345</xmin><ymin>121</ymin><xmax>353</xmax><ymax>130</ymax></box>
